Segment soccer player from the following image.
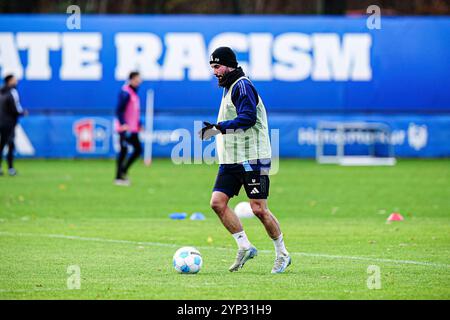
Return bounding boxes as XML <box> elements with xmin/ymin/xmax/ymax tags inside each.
<box><xmin>199</xmin><ymin>47</ymin><xmax>291</xmax><ymax>273</ymax></box>
<box><xmin>114</xmin><ymin>71</ymin><xmax>143</xmax><ymax>186</ymax></box>
<box><xmin>0</xmin><ymin>74</ymin><xmax>26</xmax><ymax>176</ymax></box>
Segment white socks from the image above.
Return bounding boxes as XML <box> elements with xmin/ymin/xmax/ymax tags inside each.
<box><xmin>273</xmin><ymin>233</ymin><xmax>289</xmax><ymax>257</ymax></box>
<box><xmin>232</xmin><ymin>231</ymin><xmax>252</xmax><ymax>250</ymax></box>
<box><xmin>232</xmin><ymin>231</ymin><xmax>288</xmax><ymax>256</ymax></box>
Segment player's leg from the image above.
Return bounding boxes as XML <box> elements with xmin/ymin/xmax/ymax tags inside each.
<box><xmin>122</xmin><ymin>133</ymin><xmax>142</xmax><ymax>175</ymax></box>
<box><xmin>210</xmin><ymin>173</ymin><xmax>258</xmax><ymax>271</ymax></box>
<box><xmin>6</xmin><ymin>130</ymin><xmax>17</xmax><ymax>176</ymax></box>
<box><xmin>210</xmin><ymin>191</ymin><xmax>243</xmax><ymax>234</ymax></box>
<box><xmin>0</xmin><ymin>126</ymin><xmax>14</xmax><ymax>176</ymax></box>
<box><xmin>249</xmin><ymin>199</ymin><xmax>281</xmax><ymax>239</ymax></box>
<box><xmin>244</xmin><ymin>172</ymin><xmax>291</xmax><ymax>273</ymax></box>
<box><xmin>0</xmin><ymin>127</ymin><xmax>8</xmax><ymax>175</ymax></box>
<box><xmin>115</xmin><ymin>132</ymin><xmax>129</xmax><ymax>184</ymax></box>
<box><xmin>251</xmin><ymin>198</ymin><xmax>291</xmax><ymax>274</ymax></box>
<box><xmin>249</xmin><ymin>198</ymin><xmax>291</xmax><ymax>273</ymax></box>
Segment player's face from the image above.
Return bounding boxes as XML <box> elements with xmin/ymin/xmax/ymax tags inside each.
<box><xmin>8</xmin><ymin>77</ymin><xmax>18</xmax><ymax>87</ymax></box>
<box><xmin>211</xmin><ymin>63</ymin><xmax>230</xmax><ymax>83</ymax></box>
<box><xmin>130</xmin><ymin>75</ymin><xmax>142</xmax><ymax>88</ymax></box>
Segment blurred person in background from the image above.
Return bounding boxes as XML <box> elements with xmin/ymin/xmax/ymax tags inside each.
<box><xmin>114</xmin><ymin>71</ymin><xmax>143</xmax><ymax>186</ymax></box>
<box><xmin>0</xmin><ymin>74</ymin><xmax>27</xmax><ymax>176</ymax></box>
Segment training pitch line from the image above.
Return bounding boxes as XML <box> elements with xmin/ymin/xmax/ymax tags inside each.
<box><xmin>0</xmin><ymin>231</ymin><xmax>449</xmax><ymax>269</ymax></box>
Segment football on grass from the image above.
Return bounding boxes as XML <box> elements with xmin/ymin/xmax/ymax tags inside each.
<box><xmin>234</xmin><ymin>201</ymin><xmax>255</xmax><ymax>218</ymax></box>
<box><xmin>173</xmin><ymin>247</ymin><xmax>203</xmax><ymax>274</ymax></box>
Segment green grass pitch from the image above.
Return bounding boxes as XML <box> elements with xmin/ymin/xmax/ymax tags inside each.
<box><xmin>0</xmin><ymin>159</ymin><xmax>449</xmax><ymax>299</ymax></box>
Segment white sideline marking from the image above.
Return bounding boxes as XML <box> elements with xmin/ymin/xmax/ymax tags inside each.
<box><xmin>0</xmin><ymin>288</ymin><xmax>68</xmax><ymax>294</ymax></box>
<box><xmin>0</xmin><ymin>231</ymin><xmax>449</xmax><ymax>269</ymax></box>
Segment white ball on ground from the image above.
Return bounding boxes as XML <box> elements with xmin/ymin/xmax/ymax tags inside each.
<box><xmin>234</xmin><ymin>201</ymin><xmax>255</xmax><ymax>218</ymax></box>
<box><xmin>173</xmin><ymin>246</ymin><xmax>203</xmax><ymax>274</ymax></box>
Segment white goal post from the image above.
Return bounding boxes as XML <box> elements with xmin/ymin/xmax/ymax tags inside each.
<box><xmin>143</xmin><ymin>89</ymin><xmax>154</xmax><ymax>166</ymax></box>
<box><xmin>316</xmin><ymin>121</ymin><xmax>396</xmax><ymax>166</ymax></box>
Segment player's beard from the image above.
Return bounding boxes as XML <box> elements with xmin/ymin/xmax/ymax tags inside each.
<box><xmin>217</xmin><ymin>67</ymin><xmax>245</xmax><ymax>88</ymax></box>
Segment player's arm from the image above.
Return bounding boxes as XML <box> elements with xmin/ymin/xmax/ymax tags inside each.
<box><xmin>198</xmin><ymin>80</ymin><xmax>258</xmax><ymax>140</ymax></box>
<box><xmin>217</xmin><ymin>79</ymin><xmax>257</xmax><ymax>133</ymax></box>
<box><xmin>10</xmin><ymin>88</ymin><xmax>26</xmax><ymax>116</ymax></box>
<box><xmin>116</xmin><ymin>90</ymin><xmax>130</xmax><ymax>130</ymax></box>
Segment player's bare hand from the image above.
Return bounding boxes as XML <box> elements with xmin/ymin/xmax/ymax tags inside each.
<box><xmin>120</xmin><ymin>124</ymin><xmax>130</xmax><ymax>132</ymax></box>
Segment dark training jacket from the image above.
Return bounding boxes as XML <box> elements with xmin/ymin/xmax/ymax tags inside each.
<box><xmin>0</xmin><ymin>86</ymin><xmax>24</xmax><ymax>128</ymax></box>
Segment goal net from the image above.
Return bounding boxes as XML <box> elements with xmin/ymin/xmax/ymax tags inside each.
<box><xmin>316</xmin><ymin>121</ymin><xmax>396</xmax><ymax>166</ymax></box>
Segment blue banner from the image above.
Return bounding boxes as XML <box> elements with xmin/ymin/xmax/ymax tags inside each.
<box><xmin>0</xmin><ymin>15</ymin><xmax>449</xmax><ymax>113</ymax></box>
<box><xmin>12</xmin><ymin>114</ymin><xmax>450</xmax><ymax>159</ymax></box>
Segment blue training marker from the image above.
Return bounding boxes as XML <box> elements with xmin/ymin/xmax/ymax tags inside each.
<box><xmin>169</xmin><ymin>212</ymin><xmax>188</xmax><ymax>220</ymax></box>
<box><xmin>190</xmin><ymin>212</ymin><xmax>206</xmax><ymax>220</ymax></box>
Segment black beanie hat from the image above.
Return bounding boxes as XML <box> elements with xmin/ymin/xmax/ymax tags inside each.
<box><xmin>209</xmin><ymin>47</ymin><xmax>238</xmax><ymax>68</ymax></box>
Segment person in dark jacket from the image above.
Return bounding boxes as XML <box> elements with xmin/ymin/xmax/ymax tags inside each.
<box><xmin>0</xmin><ymin>74</ymin><xmax>26</xmax><ymax>176</ymax></box>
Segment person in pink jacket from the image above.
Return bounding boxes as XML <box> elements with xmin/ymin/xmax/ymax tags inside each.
<box><xmin>114</xmin><ymin>71</ymin><xmax>143</xmax><ymax>186</ymax></box>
